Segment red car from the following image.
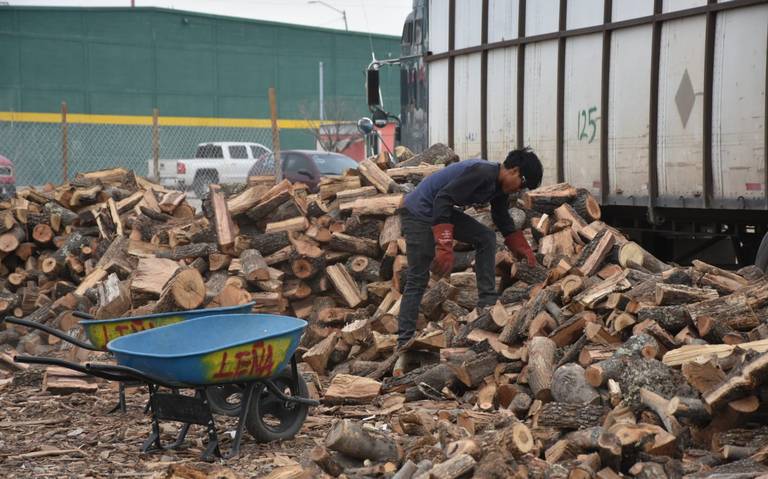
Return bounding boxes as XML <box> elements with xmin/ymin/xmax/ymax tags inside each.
<box><xmin>0</xmin><ymin>155</ymin><xmax>15</xmax><ymax>198</ymax></box>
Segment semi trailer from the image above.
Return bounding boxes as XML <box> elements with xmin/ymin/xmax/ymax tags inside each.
<box><xmin>366</xmin><ymin>0</ymin><xmax>768</xmax><ymax>268</ymax></box>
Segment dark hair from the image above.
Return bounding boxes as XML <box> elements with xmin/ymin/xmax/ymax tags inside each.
<box><xmin>503</xmin><ymin>147</ymin><xmax>543</xmax><ymax>190</ymax></box>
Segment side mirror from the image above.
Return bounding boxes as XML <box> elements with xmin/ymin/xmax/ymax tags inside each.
<box><xmin>366</xmin><ymin>68</ymin><xmax>381</xmax><ymax>109</ymax></box>
<box><xmin>372</xmin><ymin>108</ymin><xmax>388</xmax><ymax>128</ymax></box>
<box><xmin>357</xmin><ymin>117</ymin><xmax>374</xmax><ymax>135</ymax></box>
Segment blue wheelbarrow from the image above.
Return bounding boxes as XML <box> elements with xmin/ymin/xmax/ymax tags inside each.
<box><xmin>4</xmin><ymin>302</ymin><xmax>256</xmax><ymax>414</ymax></box>
<box><xmin>15</xmin><ymin>314</ymin><xmax>318</xmax><ymax>461</ymax></box>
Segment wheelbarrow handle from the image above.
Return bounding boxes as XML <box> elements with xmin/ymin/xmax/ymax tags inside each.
<box><xmin>3</xmin><ymin>317</ymin><xmax>97</xmax><ymax>351</ymax></box>
<box><xmin>13</xmin><ymin>355</ymin><xmax>134</xmax><ymax>383</ymax></box>
<box><xmin>85</xmin><ymin>362</ymin><xmax>180</xmax><ymax>389</ymax></box>
<box><xmin>262</xmin><ymin>378</ymin><xmax>320</xmax><ymax>407</ymax></box>
<box><xmin>71</xmin><ymin>310</ymin><xmax>95</xmax><ymax>320</ymax></box>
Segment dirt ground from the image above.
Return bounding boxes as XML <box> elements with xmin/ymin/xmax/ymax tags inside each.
<box><xmin>0</xmin><ymin>369</ymin><xmax>326</xmax><ymax>479</ymax></box>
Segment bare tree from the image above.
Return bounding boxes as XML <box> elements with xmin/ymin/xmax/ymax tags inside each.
<box><xmin>298</xmin><ymin>98</ymin><xmax>363</xmax><ymax>153</ymax></box>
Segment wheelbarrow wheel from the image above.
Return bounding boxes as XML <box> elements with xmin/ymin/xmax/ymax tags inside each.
<box><xmin>246</xmin><ymin>369</ymin><xmax>309</xmax><ymax>443</ymax></box>
<box><xmin>205</xmin><ymin>384</ymin><xmax>244</xmax><ymax>417</ymax></box>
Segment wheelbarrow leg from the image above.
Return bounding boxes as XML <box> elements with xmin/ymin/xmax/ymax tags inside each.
<box><xmin>223</xmin><ymin>382</ymin><xmax>256</xmax><ymax>459</ymax></box>
<box><xmin>108</xmin><ymin>383</ymin><xmax>128</xmax><ymax>414</ymax></box>
<box><xmin>141</xmin><ymin>385</ymin><xmax>165</xmax><ymax>454</ymax></box>
<box><xmin>168</xmin><ymin>390</ymin><xmax>197</xmax><ymax>449</ymax></box>
<box><xmin>201</xmin><ymin>390</ymin><xmax>222</xmax><ymax>462</ymax></box>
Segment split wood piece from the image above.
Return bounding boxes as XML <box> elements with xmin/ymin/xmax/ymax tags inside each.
<box><xmin>329</xmin><ymin>232</ymin><xmax>379</xmax><ymax>258</ymax></box>
<box><xmin>318</xmin><ymin>176</ymin><xmax>361</xmax><ymax>201</ymax></box>
<box><xmin>663</xmin><ymin>338</ymin><xmax>768</xmax><ymax>366</ymax></box>
<box><xmin>386</xmin><ymin>164</ymin><xmax>444</xmax><ymax>180</ymax></box>
<box><xmin>325</xmin><ymin>419</ymin><xmax>400</xmax><ymax>462</ymax></box>
<box><xmin>561</xmin><ymin>275</ymin><xmax>586</xmax><ymax>301</ymax></box>
<box><xmin>638</xmin><ymin>388</ymin><xmax>683</xmax><ymax>435</ymax></box>
<box><xmin>666</xmin><ymin>395</ymin><xmax>710</xmax><ymax>425</ymax></box>
<box><xmin>584</xmin><ymin>322</ymin><xmax>622</xmax><ymax>345</ymax></box>
<box><xmin>153</xmin><ymin>268</ymin><xmax>205</xmax><ymax>313</ymax></box>
<box><xmin>43</xmin><ymin>366</ymin><xmax>99</xmax><ymax>395</ymax></box>
<box><xmin>357</xmin><ymin>158</ymin><xmax>397</xmax><ymax>193</ymax></box>
<box><xmin>686</xmin><ymin>292</ymin><xmax>760</xmax><ymax>332</ymax></box>
<box><xmin>575</xmin><ymin>270</ymin><xmax>631</xmax><ymax>308</ymax></box>
<box><xmin>412</xmin><ymin>330</ymin><xmax>447</xmax><ymax>351</ymax></box>
<box><xmin>539</xmin><ymin>229</ymin><xmax>576</xmax><ymax>257</ymax></box>
<box><xmin>239</xmin><ymin>249</ymin><xmax>269</xmax><ymax>283</ymax></box>
<box><xmin>564</xmin><ymin>427</ymin><xmax>622</xmax><ymax>471</ymax></box>
<box><xmin>265</xmin><ymin>216</ymin><xmax>309</xmax><ymax>234</ymax></box>
<box><xmin>655</xmin><ymin>283</ymin><xmax>718</xmax><ymax>306</ymax></box>
<box><xmin>131</xmin><ymin>258</ymin><xmax>180</xmax><ymax>297</ymax></box>
<box><xmin>538</xmin><ymin>402</ymin><xmax>606</xmax><ymax>430</ymax></box>
<box><xmin>326</xmin><ymin>264</ymin><xmax>363</xmax><ymax>308</ymax></box>
<box><xmin>681</xmin><ymin>358</ymin><xmax>725</xmax><ymax>395</ymax></box>
<box><xmin>476</xmin><ymin>381</ymin><xmax>497</xmax><ymax>410</ymax></box>
<box><xmin>573</xmin><ymin>189</ymin><xmax>602</xmax><ymax>221</ymax></box>
<box><xmin>379</xmin><ymin>214</ymin><xmax>402</xmax><ymax>248</ymax></box>
<box><xmin>323</xmin><ymin>374</ymin><xmax>381</xmax><ymax>405</ymax></box>
<box><xmin>208</xmin><ymin>252</ymin><xmax>231</xmax><ymax>271</ymax></box>
<box><xmin>618</xmin><ymin>241</ymin><xmax>670</xmax><ymax>273</ymax></box>
<box><xmin>247</xmin><ymin>183</ymin><xmax>293</xmax><ymax>221</ymax></box>
<box><xmin>692</xmin><ymin>259</ymin><xmax>748</xmax><ymax>289</ymax></box>
<box><xmin>302</xmin><ymin>332</ymin><xmax>338</xmax><ymax>375</ymax></box>
<box><xmin>156</xmin><ymin>243</ymin><xmax>215</xmax><ymax>262</ymax></box>
<box><xmin>465</xmin><ymin>329</ymin><xmax>520</xmax><ymax>359</ymax></box>
<box><xmin>339</xmin><ymin>194</ymin><xmax>404</xmax><ymax>216</ymax></box>
<box><xmin>209</xmin><ymin>184</ymin><xmax>237</xmax><ymax>254</ymax></box>
<box><xmin>445</xmin><ymin>439</ymin><xmax>481</xmax><ymax>460</ymax></box>
<box><xmin>531</xmin><ymin>214</ymin><xmax>551</xmax><ymax>239</ymax></box>
<box><xmin>522</xmin><ymin>183</ymin><xmax>578</xmax><ymax>213</ymax></box>
<box><xmin>704</xmin><ymin>351</ymin><xmax>768</xmax><ymax>410</ymax></box>
<box><xmin>309</xmin><ymin>446</ymin><xmax>343</xmax><ymax>477</ymax></box>
<box><xmin>510</xmin><ymin>261</ymin><xmax>549</xmax><ymax>284</ymax></box>
<box><xmin>450</xmin><ymin>351</ymin><xmax>498</xmax><ymax>388</ymax></box>
<box><xmin>74</xmin><ymin>267</ymin><xmax>107</xmax><ymax>296</ymax></box>
<box><xmin>341</xmin><ymin>319</ymin><xmax>371</xmax><ymax>345</ymax></box>
<box><xmin>576</xmin><ymin>230</ymin><xmax>615</xmax><ymax>277</ymax></box>
<box><xmin>528</xmin><ymin>336</ymin><xmax>556</xmax><ymax>401</ymax></box>
<box><xmin>554</xmin><ymin>202</ymin><xmax>589</xmax><ymax>236</ymax></box>
<box><xmin>224</xmin><ymin>184</ymin><xmax>270</xmax><ymax>216</ymax></box>
<box><xmin>335</xmin><ymin>186</ymin><xmax>378</xmax><ymax>204</ymax></box>
<box><xmin>420</xmin><ymin>279</ymin><xmax>457</xmax><ymax>318</ymax></box>
<box><xmin>499</xmin><ymin>287</ymin><xmax>558</xmax><ymax>344</ymax></box>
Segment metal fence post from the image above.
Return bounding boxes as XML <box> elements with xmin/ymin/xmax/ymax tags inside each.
<box><xmin>61</xmin><ymin>101</ymin><xmax>68</xmax><ymax>183</ymax></box>
<box><xmin>152</xmin><ymin>108</ymin><xmax>160</xmax><ymax>180</ymax></box>
<box><xmin>268</xmin><ymin>87</ymin><xmax>281</xmax><ymax>182</ymax></box>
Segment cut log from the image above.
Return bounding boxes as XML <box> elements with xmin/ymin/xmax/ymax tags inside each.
<box><xmin>153</xmin><ymin>268</ymin><xmax>205</xmax><ymax>313</ymax></box>
<box><xmin>528</xmin><ymin>336</ymin><xmax>556</xmax><ymax>401</ymax></box>
<box><xmin>510</xmin><ymin>261</ymin><xmax>550</xmax><ymax>284</ymax></box>
<box><xmin>618</xmin><ymin>242</ymin><xmax>670</xmax><ymax>273</ymax></box>
<box><xmin>686</xmin><ymin>292</ymin><xmax>760</xmax><ymax>331</ymax></box>
<box><xmin>655</xmin><ymin>283</ymin><xmax>718</xmax><ymax>305</ymax></box>
<box><xmin>551</xmin><ymin>363</ymin><xmax>600</xmax><ymax>404</ymax></box>
<box><xmin>240</xmin><ymin>249</ymin><xmax>269</xmax><ymax>283</ymax></box>
<box><xmin>265</xmin><ymin>216</ymin><xmax>309</xmax><ymax>234</ymax></box>
<box><xmin>573</xmin><ymin>189</ymin><xmax>602</xmax><ymax>221</ymax></box>
<box><xmin>576</xmin><ymin>230</ymin><xmax>615</xmax><ymax>277</ymax></box>
<box><xmin>636</xmin><ymin>305</ymin><xmax>691</xmax><ymax>335</ymax></box>
<box><xmin>538</xmin><ymin>402</ymin><xmax>606</xmax><ymax>429</ymax></box>
<box><xmin>523</xmin><ymin>183</ymin><xmax>578</xmax><ymax>213</ymax></box>
<box><xmin>325</xmin><ymin>419</ymin><xmax>400</xmax><ymax>462</ymax></box>
<box><xmin>32</xmin><ymin>223</ymin><xmax>54</xmax><ymax>245</ymax></box>
<box><xmin>318</xmin><ymin>176</ymin><xmax>361</xmax><ymax>201</ymax></box>
<box><xmin>704</xmin><ymin>351</ymin><xmax>768</xmax><ymax>410</ymax></box>
<box><xmin>450</xmin><ymin>351</ymin><xmax>498</xmax><ymax>388</ymax></box>
<box><xmin>421</xmin><ymin>279</ymin><xmax>457</xmax><ymax>317</ymax></box>
<box><xmin>329</xmin><ymin>232</ymin><xmax>380</xmax><ymax>258</ymax></box>
<box><xmin>0</xmin><ymin>226</ymin><xmax>26</xmax><ymax>253</ymax></box>
<box><xmin>339</xmin><ymin>194</ymin><xmax>404</xmax><ymax>216</ymax></box>
<box><xmin>346</xmin><ymin>255</ymin><xmax>381</xmax><ymax>283</ymax></box>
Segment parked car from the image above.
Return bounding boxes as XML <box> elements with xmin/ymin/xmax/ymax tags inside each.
<box><xmin>147</xmin><ymin>142</ymin><xmax>272</xmax><ymax>197</ymax></box>
<box><xmin>0</xmin><ymin>155</ymin><xmax>16</xmax><ymax>199</ymax></box>
<box><xmin>248</xmin><ymin>150</ymin><xmax>359</xmax><ymax>192</ymax></box>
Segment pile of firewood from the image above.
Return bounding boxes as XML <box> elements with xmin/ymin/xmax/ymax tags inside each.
<box><xmin>2</xmin><ymin>142</ymin><xmax>768</xmax><ymax>478</ymax></box>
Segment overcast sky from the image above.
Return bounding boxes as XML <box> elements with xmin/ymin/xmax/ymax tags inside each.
<box><xmin>5</xmin><ymin>0</ymin><xmax>413</xmax><ymax>36</ymax></box>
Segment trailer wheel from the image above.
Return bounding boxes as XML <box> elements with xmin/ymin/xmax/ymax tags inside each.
<box><xmin>205</xmin><ymin>384</ymin><xmax>244</xmax><ymax>417</ymax></box>
<box><xmin>246</xmin><ymin>369</ymin><xmax>309</xmax><ymax>442</ymax></box>
<box><xmin>756</xmin><ymin>231</ymin><xmax>768</xmax><ymax>274</ymax></box>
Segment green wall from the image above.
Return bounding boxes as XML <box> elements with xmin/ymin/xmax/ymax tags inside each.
<box><xmin>0</xmin><ymin>7</ymin><xmax>401</xmax><ymax>184</ymax></box>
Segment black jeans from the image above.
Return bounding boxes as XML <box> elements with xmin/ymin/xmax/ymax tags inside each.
<box><xmin>396</xmin><ymin>208</ymin><xmax>498</xmax><ymax>345</ymax></box>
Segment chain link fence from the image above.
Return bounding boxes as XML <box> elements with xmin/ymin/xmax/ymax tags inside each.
<box><xmin>0</xmin><ymin>107</ymin><xmax>277</xmax><ymax>196</ymax></box>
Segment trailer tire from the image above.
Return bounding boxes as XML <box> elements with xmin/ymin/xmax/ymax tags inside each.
<box><xmin>756</xmin><ymin>231</ymin><xmax>768</xmax><ymax>274</ymax></box>
<box><xmin>192</xmin><ymin>170</ymin><xmax>218</xmax><ymax>199</ymax></box>
<box><xmin>246</xmin><ymin>368</ymin><xmax>309</xmax><ymax>443</ymax></box>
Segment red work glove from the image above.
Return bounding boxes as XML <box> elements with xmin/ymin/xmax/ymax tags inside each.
<box><xmin>431</xmin><ymin>223</ymin><xmax>454</xmax><ymax>277</ymax></box>
<box><xmin>505</xmin><ymin>230</ymin><xmax>536</xmax><ymax>267</ymax></box>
